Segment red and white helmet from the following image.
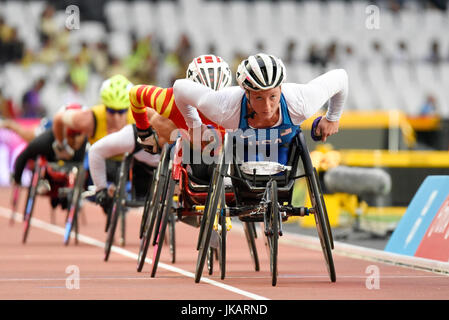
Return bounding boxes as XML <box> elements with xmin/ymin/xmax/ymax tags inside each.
<box><xmin>236</xmin><ymin>53</ymin><xmax>286</xmax><ymax>91</ymax></box>
<box><xmin>186</xmin><ymin>54</ymin><xmax>232</xmax><ymax>91</ymax></box>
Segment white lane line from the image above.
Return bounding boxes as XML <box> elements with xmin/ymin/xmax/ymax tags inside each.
<box><xmin>229</xmin><ymin>222</ymin><xmax>449</xmax><ymax>275</ymax></box>
<box><xmin>0</xmin><ymin>207</ymin><xmax>269</xmax><ymax>300</ymax></box>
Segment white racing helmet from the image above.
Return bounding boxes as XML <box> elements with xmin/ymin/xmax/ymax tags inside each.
<box><xmin>236</xmin><ymin>53</ymin><xmax>286</xmax><ymax>91</ymax></box>
<box><xmin>186</xmin><ymin>54</ymin><xmax>232</xmax><ymax>90</ymax></box>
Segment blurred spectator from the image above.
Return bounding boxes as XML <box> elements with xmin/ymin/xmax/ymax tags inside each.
<box><xmin>388</xmin><ymin>0</ymin><xmax>403</xmax><ymax>13</ymax></box>
<box><xmin>91</xmin><ymin>42</ymin><xmax>109</xmax><ymax>76</ymax></box>
<box><xmin>420</xmin><ymin>94</ymin><xmax>439</xmax><ymax>116</ymax></box>
<box><xmin>393</xmin><ymin>40</ymin><xmax>412</xmax><ymax>65</ymax></box>
<box><xmin>371</xmin><ymin>40</ymin><xmax>389</xmax><ymax>65</ymax></box>
<box><xmin>207</xmin><ymin>43</ymin><xmax>217</xmax><ymax>56</ymax></box>
<box><xmin>175</xmin><ymin>33</ymin><xmax>193</xmax><ymax>69</ymax></box>
<box><xmin>69</xmin><ymin>55</ymin><xmax>90</xmax><ymax>93</ymax></box>
<box><xmin>60</xmin><ymin>75</ymin><xmax>86</xmax><ymax>108</ymax></box>
<box><xmin>307</xmin><ymin>44</ymin><xmax>325</xmax><ymax>67</ymax></box>
<box><xmin>78</xmin><ymin>42</ymin><xmax>92</xmax><ymax>66</ymax></box>
<box><xmin>0</xmin><ymin>89</ymin><xmax>16</xmax><ymax>119</ymax></box>
<box><xmin>39</xmin><ymin>4</ymin><xmax>58</xmax><ymax>42</ymax></box>
<box><xmin>37</xmin><ymin>35</ymin><xmax>59</xmax><ymax>65</ymax></box>
<box><xmin>0</xmin><ymin>17</ymin><xmax>13</xmax><ymax>63</ymax></box>
<box><xmin>343</xmin><ymin>45</ymin><xmax>355</xmax><ymax>61</ymax></box>
<box><xmin>231</xmin><ymin>51</ymin><xmax>247</xmax><ymax>78</ymax></box>
<box><xmin>324</xmin><ymin>41</ymin><xmax>340</xmax><ymax>66</ymax></box>
<box><xmin>255</xmin><ymin>40</ymin><xmax>265</xmax><ymax>53</ymax></box>
<box><xmin>284</xmin><ymin>39</ymin><xmax>300</xmax><ymax>65</ymax></box>
<box><xmin>426</xmin><ymin>40</ymin><xmax>442</xmax><ymax>65</ymax></box>
<box><xmin>168</xmin><ymin>33</ymin><xmax>194</xmax><ymax>83</ymax></box>
<box><xmin>21</xmin><ymin>78</ymin><xmax>47</xmax><ymax>118</ymax></box>
<box><xmin>1</xmin><ymin>27</ymin><xmax>25</xmax><ymax>63</ymax></box>
<box><xmin>105</xmin><ymin>54</ymin><xmax>130</xmax><ymax>79</ymax></box>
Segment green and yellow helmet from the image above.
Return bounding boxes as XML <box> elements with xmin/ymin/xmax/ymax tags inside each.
<box><xmin>100</xmin><ymin>74</ymin><xmax>133</xmax><ymax>110</ymax></box>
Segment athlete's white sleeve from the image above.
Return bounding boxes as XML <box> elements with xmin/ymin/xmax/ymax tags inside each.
<box><xmin>89</xmin><ymin>125</ymin><xmax>160</xmax><ymax>190</ymax></box>
<box><xmin>88</xmin><ymin>125</ymin><xmax>136</xmax><ymax>190</ymax></box>
<box><xmin>173</xmin><ymin>79</ymin><xmax>243</xmax><ymax>129</ymax></box>
<box><xmin>283</xmin><ymin>69</ymin><xmax>348</xmax><ymax>124</ymax></box>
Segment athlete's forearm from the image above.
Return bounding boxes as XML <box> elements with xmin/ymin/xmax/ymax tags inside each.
<box><xmin>88</xmin><ymin>125</ymin><xmax>135</xmax><ymax>190</ymax></box>
<box><xmin>307</xmin><ymin>69</ymin><xmax>348</xmax><ymax>121</ymax></box>
<box><xmin>173</xmin><ymin>79</ymin><xmax>213</xmax><ymax>128</ymax></box>
<box><xmin>52</xmin><ymin>112</ymin><xmax>65</xmax><ymax>144</ymax></box>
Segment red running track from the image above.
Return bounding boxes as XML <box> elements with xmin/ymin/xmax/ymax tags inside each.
<box><xmin>1</xmin><ymin>186</ymin><xmax>449</xmax><ymax>300</ymax></box>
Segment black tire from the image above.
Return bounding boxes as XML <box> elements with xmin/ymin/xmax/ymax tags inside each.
<box><xmin>207</xmin><ymin>247</ymin><xmax>214</xmax><ymax>275</ymax></box>
<box><xmin>218</xmin><ymin>192</ymin><xmax>227</xmax><ymax>280</ymax></box>
<box><xmin>104</xmin><ymin>157</ymin><xmax>129</xmax><ymax>261</ymax></box>
<box><xmin>136</xmin><ymin>145</ymin><xmax>171</xmax><ymax>272</ymax></box>
<box><xmin>308</xmin><ymin>167</ymin><xmax>336</xmax><ymax>283</ymax></box>
<box><xmin>196</xmin><ymin>185</ymin><xmax>213</xmax><ymax>251</ymax></box>
<box><xmin>168</xmin><ymin>210</ymin><xmax>176</xmax><ymax>263</ymax></box>
<box><xmin>243</xmin><ymin>222</ymin><xmax>260</xmax><ymax>272</ymax></box>
<box><xmin>299</xmin><ymin>131</ymin><xmax>336</xmax><ymax>282</ymax></box>
<box><xmin>22</xmin><ymin>159</ymin><xmax>42</xmax><ymax>244</ymax></box>
<box><xmin>314</xmin><ymin>168</ymin><xmax>334</xmax><ymax>249</ymax></box>
<box><xmin>63</xmin><ymin>165</ymin><xmax>86</xmax><ymax>246</ymax></box>
<box><xmin>194</xmin><ymin>143</ymin><xmax>228</xmax><ymax>283</ymax></box>
<box><xmin>266</xmin><ymin>180</ymin><xmax>279</xmax><ymax>286</ymax></box>
<box><xmin>151</xmin><ymin>173</ymin><xmax>176</xmax><ymax>278</ymax></box>
<box><xmin>139</xmin><ymin>174</ymin><xmax>156</xmax><ymax>239</ymax></box>
<box><xmin>10</xmin><ymin>185</ymin><xmax>20</xmax><ymax>225</ymax></box>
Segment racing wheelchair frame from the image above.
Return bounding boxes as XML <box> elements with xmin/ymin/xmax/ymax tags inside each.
<box><xmin>194</xmin><ymin>129</ymin><xmax>336</xmax><ymax>286</ymax></box>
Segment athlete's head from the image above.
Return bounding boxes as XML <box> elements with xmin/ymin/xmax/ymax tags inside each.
<box><xmin>100</xmin><ymin>74</ymin><xmax>133</xmax><ymax>129</ymax></box>
<box><xmin>186</xmin><ymin>54</ymin><xmax>232</xmax><ymax>91</ymax></box>
<box><xmin>236</xmin><ymin>53</ymin><xmax>286</xmax><ymax>122</ymax></box>
<box><xmin>100</xmin><ymin>74</ymin><xmax>133</xmax><ymax>111</ymax></box>
<box><xmin>236</xmin><ymin>53</ymin><xmax>286</xmax><ymax>92</ymax></box>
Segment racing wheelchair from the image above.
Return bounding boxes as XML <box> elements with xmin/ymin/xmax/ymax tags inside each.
<box><xmin>194</xmin><ymin>129</ymin><xmax>336</xmax><ymax>286</ymax></box>
<box><xmin>22</xmin><ymin>155</ymin><xmax>84</xmax><ymax>244</ymax></box>
<box><xmin>103</xmin><ymin>153</ymin><xmax>154</xmax><ymax>261</ymax></box>
<box><xmin>137</xmin><ymin>137</ymin><xmax>260</xmax><ymax>280</ymax></box>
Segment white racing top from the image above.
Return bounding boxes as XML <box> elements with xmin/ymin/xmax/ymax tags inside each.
<box><xmin>173</xmin><ymin>69</ymin><xmax>349</xmax><ymax>129</ymax></box>
<box><xmin>88</xmin><ymin>124</ymin><xmax>160</xmax><ymax>191</ymax></box>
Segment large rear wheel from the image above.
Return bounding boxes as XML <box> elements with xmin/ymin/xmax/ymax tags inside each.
<box><xmin>22</xmin><ymin>158</ymin><xmax>43</xmax><ymax>244</ymax></box>
<box><xmin>265</xmin><ymin>180</ymin><xmax>279</xmax><ymax>286</ymax></box>
<box><xmin>104</xmin><ymin>157</ymin><xmax>129</xmax><ymax>261</ymax></box>
<box><xmin>137</xmin><ymin>145</ymin><xmax>171</xmax><ymax>272</ymax></box>
<box><xmin>151</xmin><ymin>173</ymin><xmax>176</xmax><ymax>277</ymax></box>
<box><xmin>307</xmin><ymin>167</ymin><xmax>336</xmax><ymax>282</ymax></box>
<box><xmin>194</xmin><ymin>146</ymin><xmax>228</xmax><ymax>283</ymax></box>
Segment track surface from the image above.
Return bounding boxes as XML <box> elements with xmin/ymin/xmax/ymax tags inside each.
<box><xmin>1</xmin><ymin>186</ymin><xmax>449</xmax><ymax>301</ymax></box>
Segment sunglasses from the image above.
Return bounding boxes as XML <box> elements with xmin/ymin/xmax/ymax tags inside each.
<box><xmin>106</xmin><ymin>107</ymin><xmax>128</xmax><ymax>115</ymax></box>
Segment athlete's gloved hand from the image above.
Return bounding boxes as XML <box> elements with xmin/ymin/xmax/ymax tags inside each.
<box><xmin>137</xmin><ymin>126</ymin><xmax>160</xmax><ymax>155</ymax></box>
<box><xmin>52</xmin><ymin>139</ymin><xmax>75</xmax><ymax>160</ymax></box>
<box><xmin>311</xmin><ymin>116</ymin><xmax>323</xmax><ymax>142</ymax></box>
<box><xmin>95</xmin><ymin>188</ymin><xmax>112</xmax><ymax>214</ymax></box>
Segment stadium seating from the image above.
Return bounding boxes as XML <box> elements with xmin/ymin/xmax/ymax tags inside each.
<box><xmin>0</xmin><ymin>0</ymin><xmax>448</xmax><ymax>119</ymax></box>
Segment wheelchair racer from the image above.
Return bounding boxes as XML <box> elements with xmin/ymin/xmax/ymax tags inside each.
<box><xmin>172</xmin><ymin>53</ymin><xmax>348</xmax><ymax>165</ymax></box>
<box><xmin>12</xmin><ymin>103</ymin><xmax>88</xmax><ymax>210</ymax></box>
<box><xmin>129</xmin><ymin>54</ymin><xmax>232</xmax><ymax>181</ymax></box>
<box><xmin>88</xmin><ymin>109</ymin><xmax>177</xmax><ymax>212</ymax></box>
<box><xmin>52</xmin><ymin>74</ymin><xmax>136</xmax><ymax>213</ymax></box>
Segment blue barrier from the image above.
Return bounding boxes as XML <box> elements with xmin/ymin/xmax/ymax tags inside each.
<box><xmin>384</xmin><ymin>176</ymin><xmax>449</xmax><ymax>256</ymax></box>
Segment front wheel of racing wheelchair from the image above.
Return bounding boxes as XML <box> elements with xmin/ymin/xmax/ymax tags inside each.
<box><xmin>194</xmin><ymin>130</ymin><xmax>336</xmax><ymax>285</ymax></box>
